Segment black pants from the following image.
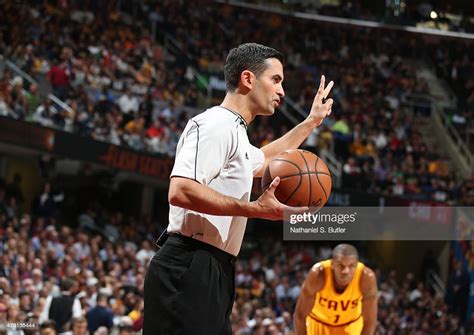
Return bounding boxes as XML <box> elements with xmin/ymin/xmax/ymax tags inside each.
<box><xmin>144</xmin><ymin>234</ymin><xmax>236</xmax><ymax>335</ymax></box>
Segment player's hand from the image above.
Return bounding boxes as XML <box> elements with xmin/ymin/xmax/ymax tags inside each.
<box><xmin>252</xmin><ymin>177</ymin><xmax>309</xmax><ymax>221</ymax></box>
<box><xmin>308</xmin><ymin>75</ymin><xmax>334</xmax><ymax>127</ymax></box>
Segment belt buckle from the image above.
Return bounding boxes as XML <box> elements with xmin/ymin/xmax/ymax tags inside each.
<box><xmin>155</xmin><ymin>230</ymin><xmax>169</xmax><ymax>249</ymax></box>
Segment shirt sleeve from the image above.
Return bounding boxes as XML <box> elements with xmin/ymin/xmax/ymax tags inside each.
<box><xmin>39</xmin><ymin>295</ymin><xmax>52</xmax><ymax>324</ymax></box>
<box><xmin>72</xmin><ymin>298</ymin><xmax>82</xmax><ymax>318</ymax></box>
<box><xmin>249</xmin><ymin>145</ymin><xmax>265</xmax><ymax>176</ymax></box>
<box><xmin>171</xmin><ymin>120</ymin><xmax>236</xmax><ymax>185</ymax></box>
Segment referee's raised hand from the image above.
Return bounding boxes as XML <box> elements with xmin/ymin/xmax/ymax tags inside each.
<box><xmin>307</xmin><ymin>75</ymin><xmax>334</xmax><ymax>127</ymax></box>
<box><xmin>252</xmin><ymin>176</ymin><xmax>310</xmax><ymax>221</ymax></box>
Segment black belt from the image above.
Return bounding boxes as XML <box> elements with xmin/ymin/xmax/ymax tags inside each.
<box><xmin>163</xmin><ymin>232</ymin><xmax>236</xmax><ymax>266</ymax></box>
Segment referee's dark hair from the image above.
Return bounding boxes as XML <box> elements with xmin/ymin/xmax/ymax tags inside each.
<box><xmin>224</xmin><ymin>43</ymin><xmax>284</xmax><ymax>92</ymax></box>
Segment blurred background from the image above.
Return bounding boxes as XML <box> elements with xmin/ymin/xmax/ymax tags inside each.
<box><xmin>0</xmin><ymin>0</ymin><xmax>473</xmax><ymax>334</ymax></box>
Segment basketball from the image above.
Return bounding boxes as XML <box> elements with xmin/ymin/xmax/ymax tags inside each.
<box><xmin>262</xmin><ymin>149</ymin><xmax>332</xmax><ymax>207</ymax></box>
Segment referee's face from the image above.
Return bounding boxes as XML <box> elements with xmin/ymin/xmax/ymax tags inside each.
<box><xmin>252</xmin><ymin>58</ymin><xmax>285</xmax><ymax>116</ymax></box>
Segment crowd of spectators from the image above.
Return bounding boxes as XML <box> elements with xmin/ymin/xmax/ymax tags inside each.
<box><xmin>245</xmin><ymin>0</ymin><xmax>474</xmax><ymax>34</ymax></box>
<box><xmin>0</xmin><ymin>1</ymin><xmax>199</xmax><ymax>156</ymax></box>
<box><xmin>1</xmin><ymin>1</ymin><xmax>471</xmax><ymax>203</ymax></box>
<box><xmin>430</xmin><ymin>39</ymin><xmax>474</xmax><ymax>139</ymax></box>
<box><xmin>0</xmin><ymin>172</ymin><xmax>473</xmax><ymax>334</ymax></box>
<box><xmin>0</xmin><ymin>173</ymin><xmax>159</xmax><ymax>335</ymax></box>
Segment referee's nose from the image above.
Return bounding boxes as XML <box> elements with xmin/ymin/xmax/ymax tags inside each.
<box><xmin>276</xmin><ymin>83</ymin><xmax>285</xmax><ymax>98</ymax></box>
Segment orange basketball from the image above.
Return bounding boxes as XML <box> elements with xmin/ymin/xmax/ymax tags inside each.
<box><xmin>262</xmin><ymin>149</ymin><xmax>332</xmax><ymax>207</ymax></box>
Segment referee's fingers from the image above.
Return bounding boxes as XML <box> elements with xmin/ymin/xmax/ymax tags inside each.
<box><xmin>269</xmin><ymin>176</ymin><xmax>280</xmax><ymax>190</ymax></box>
<box><xmin>324</xmin><ymin>98</ymin><xmax>334</xmax><ymax>106</ymax></box>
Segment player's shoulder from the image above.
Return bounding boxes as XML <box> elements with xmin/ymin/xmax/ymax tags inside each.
<box><xmin>361</xmin><ymin>265</ymin><xmax>376</xmax><ymax>279</ymax></box>
<box><xmin>306</xmin><ymin>262</ymin><xmax>327</xmax><ymax>290</ymax></box>
<box><xmin>360</xmin><ymin>265</ymin><xmax>377</xmax><ymax>290</ymax></box>
<box><xmin>311</xmin><ymin>261</ymin><xmax>325</xmax><ymax>271</ymax></box>
<box><xmin>309</xmin><ymin>261</ymin><xmax>326</xmax><ymax>279</ymax></box>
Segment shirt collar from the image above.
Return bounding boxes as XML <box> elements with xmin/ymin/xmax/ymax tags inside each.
<box><xmin>220</xmin><ymin>106</ymin><xmax>248</xmax><ymax>129</ymax></box>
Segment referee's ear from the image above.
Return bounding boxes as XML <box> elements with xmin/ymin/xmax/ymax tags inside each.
<box><xmin>240</xmin><ymin>70</ymin><xmax>254</xmax><ymax>91</ymax></box>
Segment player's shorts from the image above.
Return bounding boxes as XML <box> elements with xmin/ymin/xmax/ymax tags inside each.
<box><xmin>306</xmin><ymin>314</ymin><xmax>363</xmax><ymax>335</ymax></box>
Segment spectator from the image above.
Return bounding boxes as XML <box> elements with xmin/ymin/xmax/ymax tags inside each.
<box><xmin>40</xmin><ymin>320</ymin><xmax>57</xmax><ymax>335</ymax></box>
<box><xmin>33</xmin><ymin>182</ymin><xmax>64</xmax><ymax>218</ymax></box>
<box><xmin>86</xmin><ymin>294</ymin><xmax>114</xmax><ymax>334</ymax></box>
<box><xmin>72</xmin><ymin>232</ymin><xmax>91</xmax><ymax>263</ymax></box>
<box><xmin>39</xmin><ymin>279</ymin><xmax>82</xmax><ymax>333</ymax></box>
<box><xmin>0</xmin><ymin>303</ymin><xmax>7</xmax><ymax>330</ymax></box>
<box><xmin>342</xmin><ymin>157</ymin><xmax>362</xmax><ymax>188</ymax></box>
<box><xmin>24</xmin><ymin>84</ymin><xmax>41</xmax><ymax>118</ymax></box>
<box><xmin>447</xmin><ymin>260</ymin><xmax>470</xmax><ymax>323</ymax></box>
<box><xmin>69</xmin><ymin>317</ymin><xmax>88</xmax><ymax>335</ymax></box>
<box><xmin>135</xmin><ymin>241</ymin><xmax>154</xmax><ymax>266</ymax></box>
<box><xmin>146</xmin><ymin>119</ymin><xmax>164</xmax><ymax>141</ymax></box>
<box><xmin>118</xmin><ymin>325</ymin><xmax>134</xmax><ymax>335</ymax></box>
<box><xmin>124</xmin><ymin>116</ymin><xmax>146</xmax><ymax>151</ymax></box>
<box><xmin>6</xmin><ymin>303</ymin><xmax>24</xmax><ymax>335</ymax></box>
<box><xmin>117</xmin><ymin>89</ymin><xmax>139</xmax><ymax>124</ymax></box>
<box><xmin>48</xmin><ymin>59</ymin><xmax>71</xmax><ymax>100</ymax></box>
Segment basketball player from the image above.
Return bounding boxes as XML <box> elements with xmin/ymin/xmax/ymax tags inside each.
<box><xmin>144</xmin><ymin>43</ymin><xmax>334</xmax><ymax>335</ymax></box>
<box><xmin>294</xmin><ymin>244</ymin><xmax>378</xmax><ymax>335</ymax></box>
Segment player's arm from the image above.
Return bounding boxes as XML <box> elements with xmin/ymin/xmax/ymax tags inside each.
<box><xmin>360</xmin><ymin>267</ymin><xmax>378</xmax><ymax>335</ymax></box>
<box><xmin>255</xmin><ymin>75</ymin><xmax>334</xmax><ymax>177</ymax></box>
<box><xmin>169</xmin><ymin>176</ymin><xmax>307</xmax><ymax>221</ymax></box>
<box><xmin>293</xmin><ymin>263</ymin><xmax>325</xmax><ymax>335</ymax></box>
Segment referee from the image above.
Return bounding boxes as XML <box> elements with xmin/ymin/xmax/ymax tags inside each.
<box><xmin>144</xmin><ymin>43</ymin><xmax>334</xmax><ymax>335</ymax></box>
